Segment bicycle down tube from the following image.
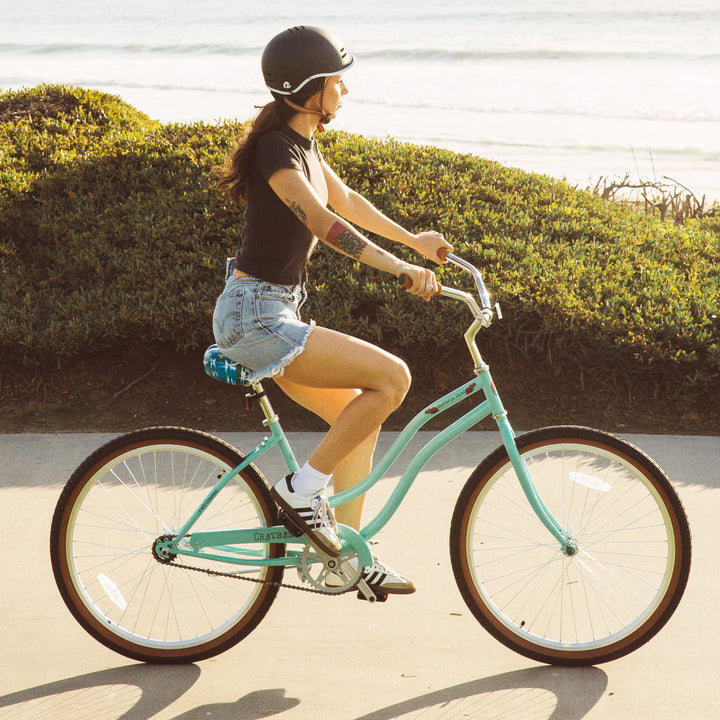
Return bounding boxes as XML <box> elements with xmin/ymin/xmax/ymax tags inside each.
<box><xmin>329</xmin><ymin>362</ymin><xmax>573</xmax><ymax>553</ymax></box>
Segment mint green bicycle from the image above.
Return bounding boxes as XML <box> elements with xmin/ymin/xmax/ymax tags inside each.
<box><xmin>50</xmin><ymin>255</ymin><xmax>691</xmax><ymax>667</ymax></box>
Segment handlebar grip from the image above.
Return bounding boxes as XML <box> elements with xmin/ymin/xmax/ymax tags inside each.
<box><xmin>397</xmin><ymin>273</ymin><xmax>443</xmax><ymax>296</ymax></box>
<box><xmin>396</xmin><ymin>245</ymin><xmax>449</xmax><ymax>296</ymax></box>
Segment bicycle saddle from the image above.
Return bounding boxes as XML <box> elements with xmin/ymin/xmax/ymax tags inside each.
<box><xmin>203</xmin><ymin>345</ymin><xmax>252</xmax><ymax>386</ymax></box>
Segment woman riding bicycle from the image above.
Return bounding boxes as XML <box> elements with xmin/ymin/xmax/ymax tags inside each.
<box><xmin>213</xmin><ymin>25</ymin><xmax>452</xmax><ymax>594</ymax></box>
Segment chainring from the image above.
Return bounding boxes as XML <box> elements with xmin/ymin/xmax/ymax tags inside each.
<box><xmin>298</xmin><ymin>547</ymin><xmax>363</xmax><ymax>594</ymax></box>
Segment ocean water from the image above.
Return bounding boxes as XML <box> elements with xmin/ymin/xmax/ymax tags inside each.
<box><xmin>2</xmin><ymin>0</ymin><xmax>719</xmax><ymax>201</ymax></box>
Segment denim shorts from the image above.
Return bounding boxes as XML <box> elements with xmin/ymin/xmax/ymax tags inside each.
<box><xmin>212</xmin><ymin>274</ymin><xmax>315</xmax><ymax>383</ymax></box>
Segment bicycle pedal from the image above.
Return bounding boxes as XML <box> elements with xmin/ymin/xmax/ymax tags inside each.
<box><xmin>355</xmin><ymin>577</ymin><xmax>388</xmax><ymax>603</ymax></box>
<box><xmin>276</xmin><ymin>509</ymin><xmax>304</xmax><ymax>538</ymax></box>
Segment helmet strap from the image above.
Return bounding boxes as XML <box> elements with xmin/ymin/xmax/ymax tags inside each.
<box><xmin>283</xmin><ymin>78</ymin><xmax>333</xmax><ymax>132</ymax></box>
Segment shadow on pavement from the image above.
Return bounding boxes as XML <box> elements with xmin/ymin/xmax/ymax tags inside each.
<box><xmin>354</xmin><ymin>665</ymin><xmax>608</xmax><ymax>720</ymax></box>
<box><xmin>0</xmin><ymin>664</ymin><xmax>299</xmax><ymax>720</ymax></box>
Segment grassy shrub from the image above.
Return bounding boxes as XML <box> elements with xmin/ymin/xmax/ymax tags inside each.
<box><xmin>316</xmin><ymin>133</ymin><xmax>720</xmax><ymax>391</ymax></box>
<box><xmin>1</xmin><ymin>86</ymin><xmax>242</xmax><ymax>361</ymax></box>
<box><xmin>1</xmin><ymin>85</ymin><xmax>719</xmax><ymax>398</ymax></box>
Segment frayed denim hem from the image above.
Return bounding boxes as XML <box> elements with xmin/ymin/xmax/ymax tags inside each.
<box><xmin>243</xmin><ymin>319</ymin><xmax>316</xmax><ymax>383</ymax></box>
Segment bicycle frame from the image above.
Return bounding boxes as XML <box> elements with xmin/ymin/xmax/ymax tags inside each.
<box><xmin>164</xmin><ymin>258</ymin><xmax>577</xmax><ymax>571</ymax></box>
<box><xmin>54</xmin><ymin>252</ymin><xmax>689</xmax><ymax>666</ymax></box>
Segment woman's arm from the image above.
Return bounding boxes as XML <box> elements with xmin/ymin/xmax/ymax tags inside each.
<box><xmin>269</xmin><ymin>167</ymin><xmax>440</xmax><ymax>298</ymax></box>
<box><xmin>321</xmin><ymin>160</ymin><xmax>452</xmax><ymax>263</ymax></box>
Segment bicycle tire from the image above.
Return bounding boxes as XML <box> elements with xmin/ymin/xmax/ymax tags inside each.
<box><xmin>450</xmin><ymin>425</ymin><xmax>691</xmax><ymax>666</ymax></box>
<box><xmin>50</xmin><ymin>426</ymin><xmax>284</xmax><ymax>663</ymax></box>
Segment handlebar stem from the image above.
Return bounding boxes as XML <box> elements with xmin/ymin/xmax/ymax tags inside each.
<box><xmin>437</xmin><ymin>254</ymin><xmax>501</xmax><ymax>374</ymax></box>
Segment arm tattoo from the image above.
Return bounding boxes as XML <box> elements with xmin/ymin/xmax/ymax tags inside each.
<box><xmin>326</xmin><ymin>221</ymin><xmax>367</xmax><ymax>259</ymax></box>
<box><xmin>286</xmin><ymin>199</ymin><xmax>308</xmax><ymax>226</ymax></box>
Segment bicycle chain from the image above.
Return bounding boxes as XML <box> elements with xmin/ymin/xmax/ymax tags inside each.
<box><xmin>168</xmin><ymin>557</ymin><xmax>355</xmax><ymax>596</ymax></box>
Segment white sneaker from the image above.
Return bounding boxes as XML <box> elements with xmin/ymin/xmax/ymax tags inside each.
<box><xmin>327</xmin><ymin>555</ymin><xmax>416</xmax><ymax>595</ymax></box>
<box><xmin>271</xmin><ymin>475</ymin><xmax>342</xmax><ymax>557</ymax></box>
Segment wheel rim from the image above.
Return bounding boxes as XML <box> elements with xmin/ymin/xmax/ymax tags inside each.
<box><xmin>61</xmin><ymin>443</ymin><xmax>274</xmax><ymax>653</ymax></box>
<box><xmin>463</xmin><ymin>440</ymin><xmax>680</xmax><ymax>655</ymax></box>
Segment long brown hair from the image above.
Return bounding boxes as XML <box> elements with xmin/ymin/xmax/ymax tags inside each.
<box><xmin>217</xmin><ymin>79</ymin><xmax>325</xmax><ymax>204</ymax></box>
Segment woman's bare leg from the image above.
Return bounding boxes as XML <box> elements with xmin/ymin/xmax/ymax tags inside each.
<box><xmin>274</xmin><ymin>325</ymin><xmax>410</xmax><ymax>526</ymax></box>
<box><xmin>273</xmin><ymin>379</ymin><xmax>379</xmax><ymax>529</ymax></box>
<box><xmin>278</xmin><ymin>326</ymin><xmax>410</xmax><ymax>472</ymax></box>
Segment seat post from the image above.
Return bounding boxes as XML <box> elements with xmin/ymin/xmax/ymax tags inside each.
<box><xmin>248</xmin><ymin>380</ymin><xmax>279</xmax><ymax>427</ymax></box>
<box><xmin>248</xmin><ymin>379</ymin><xmax>300</xmax><ymax>473</ymax></box>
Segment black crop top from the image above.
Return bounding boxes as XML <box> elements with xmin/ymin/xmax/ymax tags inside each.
<box><xmin>234</xmin><ymin>124</ymin><xmax>328</xmax><ymax>286</ymax></box>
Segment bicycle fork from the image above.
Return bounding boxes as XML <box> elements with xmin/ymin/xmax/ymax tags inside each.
<box><xmin>483</xmin><ymin>371</ymin><xmax>579</xmax><ymax>557</ymax></box>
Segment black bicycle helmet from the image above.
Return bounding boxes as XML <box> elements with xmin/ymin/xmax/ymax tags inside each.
<box><xmin>262</xmin><ymin>26</ymin><xmax>354</xmax><ymax>96</ymax></box>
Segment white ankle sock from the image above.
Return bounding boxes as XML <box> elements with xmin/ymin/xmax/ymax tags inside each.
<box><xmin>291</xmin><ymin>462</ymin><xmax>333</xmax><ymax>497</ymax></box>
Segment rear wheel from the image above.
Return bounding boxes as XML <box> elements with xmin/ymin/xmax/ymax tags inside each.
<box><xmin>50</xmin><ymin>427</ymin><xmax>284</xmax><ymax>663</ymax></box>
<box><xmin>450</xmin><ymin>426</ymin><xmax>691</xmax><ymax>665</ymax></box>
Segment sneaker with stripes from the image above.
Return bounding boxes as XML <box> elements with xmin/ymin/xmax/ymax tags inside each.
<box><xmin>326</xmin><ymin>555</ymin><xmax>416</xmax><ymax>595</ymax></box>
<box><xmin>271</xmin><ymin>474</ymin><xmax>342</xmax><ymax>557</ymax></box>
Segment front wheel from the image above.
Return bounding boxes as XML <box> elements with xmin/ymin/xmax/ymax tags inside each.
<box><xmin>50</xmin><ymin>427</ymin><xmax>284</xmax><ymax>663</ymax></box>
<box><xmin>450</xmin><ymin>426</ymin><xmax>691</xmax><ymax>666</ymax></box>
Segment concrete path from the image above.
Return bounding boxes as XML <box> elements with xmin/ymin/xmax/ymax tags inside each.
<box><xmin>1</xmin><ymin>431</ymin><xmax>719</xmax><ymax>719</ymax></box>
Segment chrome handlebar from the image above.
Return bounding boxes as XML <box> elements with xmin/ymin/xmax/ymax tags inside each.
<box><xmin>440</xmin><ymin>254</ymin><xmax>502</xmax><ymax>327</ymax></box>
